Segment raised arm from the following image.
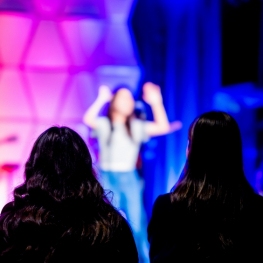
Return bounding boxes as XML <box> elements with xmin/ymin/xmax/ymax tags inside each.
<box><xmin>143</xmin><ymin>82</ymin><xmax>170</xmax><ymax>136</ymax></box>
<box><xmin>82</xmin><ymin>85</ymin><xmax>112</xmax><ymax>129</ymax></box>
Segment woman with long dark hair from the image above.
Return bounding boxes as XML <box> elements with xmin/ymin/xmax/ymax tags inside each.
<box><xmin>82</xmin><ymin>82</ymin><xmax>177</xmax><ymax>263</ymax></box>
<box><xmin>147</xmin><ymin>111</ymin><xmax>263</xmax><ymax>262</ymax></box>
<box><xmin>0</xmin><ymin>126</ymin><xmax>138</xmax><ymax>263</ymax></box>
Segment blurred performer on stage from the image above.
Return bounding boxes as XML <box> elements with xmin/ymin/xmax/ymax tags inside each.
<box><xmin>83</xmin><ymin>82</ymin><xmax>178</xmax><ymax>263</ymax></box>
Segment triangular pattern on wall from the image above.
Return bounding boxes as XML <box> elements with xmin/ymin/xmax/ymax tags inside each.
<box><xmin>0</xmin><ymin>14</ymin><xmax>33</xmax><ymax>65</ymax></box>
<box><xmin>0</xmin><ymin>0</ymin><xmax>140</xmax><ymax>204</ymax></box>
<box><xmin>0</xmin><ymin>70</ymin><xmax>33</xmax><ymax>119</ymax></box>
<box><xmin>25</xmin><ymin>21</ymin><xmax>70</xmax><ymax>68</ymax></box>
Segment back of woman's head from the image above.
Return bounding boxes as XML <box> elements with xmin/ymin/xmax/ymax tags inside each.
<box><xmin>0</xmin><ymin>126</ymin><xmax>124</xmax><ymax>262</ymax></box>
<box><xmin>171</xmin><ymin>111</ymin><xmax>256</xmax><ymax>259</ymax></box>
<box><xmin>173</xmin><ymin>111</ymin><xmax>254</xmax><ymax>202</ymax></box>
<box><xmin>20</xmin><ymin>126</ymin><xmax>101</xmax><ymax>205</ymax></box>
<box><xmin>188</xmin><ymin>111</ymin><xmax>243</xmax><ymax>183</ymax></box>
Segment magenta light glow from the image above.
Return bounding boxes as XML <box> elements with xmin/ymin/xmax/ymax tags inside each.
<box><xmin>0</xmin><ymin>0</ymin><xmax>139</xmax><ymax>210</ymax></box>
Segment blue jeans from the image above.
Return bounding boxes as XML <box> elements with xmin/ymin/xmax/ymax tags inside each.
<box><xmin>100</xmin><ymin>170</ymin><xmax>149</xmax><ymax>263</ymax></box>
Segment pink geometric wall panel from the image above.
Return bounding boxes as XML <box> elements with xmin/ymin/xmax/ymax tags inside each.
<box><xmin>25</xmin><ymin>21</ymin><xmax>70</xmax><ymax>68</ymax></box>
<box><xmin>0</xmin><ymin>170</ymin><xmax>14</xmax><ymax>215</ymax></box>
<box><xmin>0</xmin><ymin>121</ymin><xmax>32</xmax><ymax>164</ymax></box>
<box><xmin>104</xmin><ymin>0</ymin><xmax>134</xmax><ymax>21</ymax></box>
<box><xmin>0</xmin><ymin>121</ymin><xmax>33</xmax><ymax>212</ymax></box>
<box><xmin>25</xmin><ymin>71</ymin><xmax>69</xmax><ymax>121</ymax></box>
<box><xmin>60</xmin><ymin>19</ymin><xmax>104</xmax><ymax>66</ymax></box>
<box><xmin>0</xmin><ymin>0</ymin><xmax>140</xmax><ymax>208</ymax></box>
<box><xmin>0</xmin><ymin>14</ymin><xmax>32</xmax><ymax>65</ymax></box>
<box><xmin>59</xmin><ymin>72</ymin><xmax>95</xmax><ymax>121</ymax></box>
<box><xmin>0</xmin><ymin>70</ymin><xmax>33</xmax><ymax>118</ymax></box>
<box><xmin>32</xmin><ymin>0</ymin><xmax>65</xmax><ymax>18</ymax></box>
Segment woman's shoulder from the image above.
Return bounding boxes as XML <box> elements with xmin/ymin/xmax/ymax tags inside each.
<box><xmin>148</xmin><ymin>193</ymin><xmax>176</xmax><ymax>249</ymax></box>
<box><xmin>110</xmin><ymin>215</ymin><xmax>139</xmax><ymax>262</ymax></box>
<box><xmin>248</xmin><ymin>193</ymin><xmax>263</xmax><ymax>215</ymax></box>
<box><xmin>154</xmin><ymin>193</ymin><xmax>171</xmax><ymax>206</ymax></box>
<box><xmin>152</xmin><ymin>193</ymin><xmax>173</xmax><ymax>216</ymax></box>
<box><xmin>151</xmin><ymin>193</ymin><xmax>187</xmax><ymax>223</ymax></box>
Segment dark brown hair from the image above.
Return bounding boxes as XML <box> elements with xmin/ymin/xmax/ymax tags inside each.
<box><xmin>171</xmin><ymin>111</ymin><xmax>255</xmax><ymax>253</ymax></box>
<box><xmin>0</xmin><ymin>126</ymin><xmax>127</xmax><ymax>262</ymax></box>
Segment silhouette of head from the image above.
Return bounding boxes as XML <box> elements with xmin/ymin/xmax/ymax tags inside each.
<box><xmin>22</xmin><ymin>126</ymin><xmax>99</xmax><ymax>204</ymax></box>
<box><xmin>186</xmin><ymin>111</ymin><xmax>243</xmax><ymax>184</ymax></box>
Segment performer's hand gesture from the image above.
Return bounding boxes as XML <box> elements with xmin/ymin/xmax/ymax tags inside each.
<box><xmin>83</xmin><ymin>85</ymin><xmax>113</xmax><ymax>129</ymax></box>
<box><xmin>97</xmin><ymin>85</ymin><xmax>113</xmax><ymax>103</ymax></box>
<box><xmin>142</xmin><ymin>82</ymin><xmax>163</xmax><ymax>106</ymax></box>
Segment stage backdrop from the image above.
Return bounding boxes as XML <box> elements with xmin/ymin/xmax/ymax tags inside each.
<box><xmin>131</xmin><ymin>0</ymin><xmax>263</xmax><ymax>219</ymax></box>
<box><xmin>0</xmin><ymin>0</ymin><xmax>262</xmax><ymax>221</ymax></box>
<box><xmin>0</xmin><ymin>0</ymin><xmax>140</xmax><ymax>210</ymax></box>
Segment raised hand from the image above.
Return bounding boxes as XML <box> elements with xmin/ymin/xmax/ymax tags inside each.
<box><xmin>97</xmin><ymin>85</ymin><xmax>113</xmax><ymax>103</ymax></box>
<box><xmin>142</xmin><ymin>82</ymin><xmax>163</xmax><ymax>106</ymax></box>
<box><xmin>83</xmin><ymin>85</ymin><xmax>113</xmax><ymax>129</ymax></box>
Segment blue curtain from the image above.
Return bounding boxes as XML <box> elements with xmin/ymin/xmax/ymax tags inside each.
<box><xmin>131</xmin><ymin>0</ymin><xmax>221</xmax><ymax>220</ymax></box>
